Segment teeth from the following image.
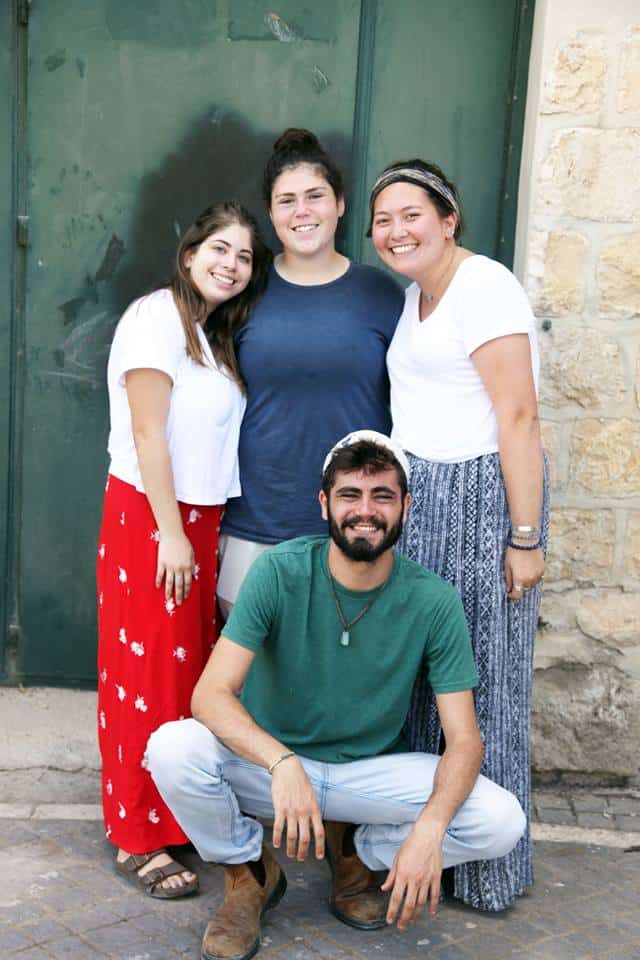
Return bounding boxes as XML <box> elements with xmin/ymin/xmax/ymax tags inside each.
<box><xmin>391</xmin><ymin>244</ymin><xmax>417</xmax><ymax>254</ymax></box>
<box><xmin>292</xmin><ymin>225</ymin><xmax>317</xmax><ymax>232</ymax></box>
<box><xmin>212</xmin><ymin>273</ymin><xmax>234</xmax><ymax>285</ymax></box>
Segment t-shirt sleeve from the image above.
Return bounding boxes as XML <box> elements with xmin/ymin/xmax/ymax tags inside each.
<box><xmin>423</xmin><ymin>585</ymin><xmax>478</xmax><ymax>693</ymax></box>
<box><xmin>222</xmin><ymin>552</ymin><xmax>278</xmax><ymax>652</ymax></box>
<box><xmin>112</xmin><ymin>292</ymin><xmax>185</xmax><ymax>387</ymax></box>
<box><xmin>456</xmin><ymin>258</ymin><xmax>534</xmax><ymax>357</ymax></box>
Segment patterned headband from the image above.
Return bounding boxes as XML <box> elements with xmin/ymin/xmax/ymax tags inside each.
<box><xmin>369</xmin><ymin>167</ymin><xmax>460</xmax><ymax>217</ymax></box>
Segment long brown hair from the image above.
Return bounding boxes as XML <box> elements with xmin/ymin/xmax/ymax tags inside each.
<box><xmin>171</xmin><ymin>201</ymin><xmax>271</xmax><ymax>388</ymax></box>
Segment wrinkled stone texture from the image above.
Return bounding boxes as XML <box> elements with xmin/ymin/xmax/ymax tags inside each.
<box><xmin>527</xmin><ymin>12</ymin><xmax>640</xmax><ymax>784</ymax></box>
<box><xmin>544</xmin><ymin>509</ymin><xmax>615</xmax><ymax>582</ymax></box>
<box><xmin>577</xmin><ymin>590</ymin><xmax>640</xmax><ymax>647</ymax></box>
<box><xmin>532</xmin><ymin>663</ymin><xmax>640</xmax><ymax>776</ymax></box>
<box><xmin>539</xmin><ymin>327</ymin><xmax>626</xmax><ymax>409</ymax></box>
<box><xmin>618</xmin><ymin>26</ymin><xmax>640</xmax><ymax>112</ymax></box>
<box><xmin>598</xmin><ymin>233</ymin><xmax>640</xmax><ymax>318</ymax></box>
<box><xmin>624</xmin><ymin>512</ymin><xmax>640</xmax><ymax>580</ymax></box>
<box><xmin>542</xmin><ymin>32</ymin><xmax>607</xmax><ymax>114</ymax></box>
<box><xmin>540</xmin><ymin>420</ymin><xmax>561</xmax><ymax>491</ymax></box>
<box><xmin>538</xmin><ymin>127</ymin><xmax>640</xmax><ymax>221</ymax></box>
<box><xmin>570</xmin><ymin>419</ymin><xmax>640</xmax><ymax>496</ymax></box>
<box><xmin>535</xmin><ymin>231</ymin><xmax>588</xmax><ymax>314</ymax></box>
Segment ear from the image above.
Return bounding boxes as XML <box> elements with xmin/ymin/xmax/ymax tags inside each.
<box><xmin>319</xmin><ymin>490</ymin><xmax>328</xmax><ymax>520</ymax></box>
<box><xmin>337</xmin><ymin>195</ymin><xmax>346</xmax><ymax>219</ymax></box>
<box><xmin>184</xmin><ymin>249</ymin><xmax>194</xmax><ymax>269</ymax></box>
<box><xmin>443</xmin><ymin>213</ymin><xmax>457</xmax><ymax>238</ymax></box>
<box><xmin>402</xmin><ymin>493</ymin><xmax>411</xmax><ymax>524</ymax></box>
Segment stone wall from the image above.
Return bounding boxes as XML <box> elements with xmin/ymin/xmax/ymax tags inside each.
<box><xmin>518</xmin><ymin>1</ymin><xmax>640</xmax><ymax>783</ymax></box>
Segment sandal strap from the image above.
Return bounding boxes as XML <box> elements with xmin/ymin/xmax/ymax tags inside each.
<box><xmin>118</xmin><ymin>848</ymin><xmax>168</xmax><ymax>874</ymax></box>
<box><xmin>140</xmin><ymin>861</ymin><xmax>189</xmax><ymax>888</ymax></box>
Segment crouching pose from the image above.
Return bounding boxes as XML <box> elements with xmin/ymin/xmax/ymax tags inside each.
<box><xmin>147</xmin><ymin>431</ymin><xmax>525</xmax><ymax>960</ymax></box>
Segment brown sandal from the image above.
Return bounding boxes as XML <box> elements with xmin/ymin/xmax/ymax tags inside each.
<box><xmin>115</xmin><ymin>848</ymin><xmax>200</xmax><ymax>899</ymax></box>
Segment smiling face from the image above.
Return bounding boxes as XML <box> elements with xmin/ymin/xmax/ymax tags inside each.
<box><xmin>370</xmin><ymin>182</ymin><xmax>457</xmax><ymax>282</ymax></box>
<box><xmin>319</xmin><ymin>467</ymin><xmax>409</xmax><ymax>563</ymax></box>
<box><xmin>184</xmin><ymin>223</ymin><xmax>254</xmax><ymax>310</ymax></box>
<box><xmin>269</xmin><ymin>163</ymin><xmax>345</xmax><ymax>259</ymax></box>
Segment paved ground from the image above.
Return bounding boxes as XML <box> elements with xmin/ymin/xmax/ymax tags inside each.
<box><xmin>532</xmin><ymin>788</ymin><xmax>640</xmax><ymax>834</ymax></box>
<box><xmin>2</xmin><ymin>812</ymin><xmax>640</xmax><ymax>960</ymax></box>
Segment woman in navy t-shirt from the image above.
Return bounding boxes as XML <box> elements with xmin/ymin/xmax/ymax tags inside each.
<box><xmin>218</xmin><ymin>129</ymin><xmax>404</xmax><ymax>613</ymax></box>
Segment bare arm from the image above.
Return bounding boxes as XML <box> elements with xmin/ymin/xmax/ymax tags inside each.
<box><xmin>383</xmin><ymin>690</ymin><xmax>483</xmax><ymax>928</ymax></box>
<box><xmin>471</xmin><ymin>334</ymin><xmax>544</xmax><ymax>599</ymax></box>
<box><xmin>126</xmin><ymin>368</ymin><xmax>194</xmax><ymax>604</ymax></box>
<box><xmin>192</xmin><ymin>636</ymin><xmax>325</xmax><ymax>860</ymax></box>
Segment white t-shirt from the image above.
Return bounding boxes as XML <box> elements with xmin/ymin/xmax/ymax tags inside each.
<box><xmin>107</xmin><ymin>289</ymin><xmax>246</xmax><ymax>505</ymax></box>
<box><xmin>387</xmin><ymin>255</ymin><xmax>539</xmax><ymax>463</ymax></box>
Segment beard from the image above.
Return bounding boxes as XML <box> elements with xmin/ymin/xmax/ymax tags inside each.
<box><xmin>326</xmin><ymin>506</ymin><xmax>404</xmax><ymax>563</ymax></box>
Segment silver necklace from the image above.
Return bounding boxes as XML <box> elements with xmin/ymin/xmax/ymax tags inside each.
<box><xmin>421</xmin><ymin>245</ymin><xmax>457</xmax><ymax>308</ymax></box>
<box><xmin>329</xmin><ymin>574</ymin><xmax>389</xmax><ymax>647</ymax></box>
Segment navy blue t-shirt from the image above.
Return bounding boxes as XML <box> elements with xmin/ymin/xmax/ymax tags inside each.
<box><xmin>222</xmin><ymin>263</ymin><xmax>404</xmax><ymax>543</ymax></box>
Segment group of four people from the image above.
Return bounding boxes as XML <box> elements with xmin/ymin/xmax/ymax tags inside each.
<box><xmin>96</xmin><ymin>128</ymin><xmax>547</xmax><ymax>960</ymax></box>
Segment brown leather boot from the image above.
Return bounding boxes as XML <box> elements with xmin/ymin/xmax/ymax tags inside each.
<box><xmin>201</xmin><ymin>845</ymin><xmax>286</xmax><ymax>960</ymax></box>
<box><xmin>324</xmin><ymin>821</ymin><xmax>388</xmax><ymax>930</ymax></box>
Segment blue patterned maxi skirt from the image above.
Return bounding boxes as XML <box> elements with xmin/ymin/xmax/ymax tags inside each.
<box><xmin>398</xmin><ymin>451</ymin><xmax>549</xmax><ymax>912</ymax></box>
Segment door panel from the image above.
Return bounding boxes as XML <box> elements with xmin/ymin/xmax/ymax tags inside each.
<box><xmin>3</xmin><ymin>0</ymin><xmax>533</xmax><ymax>684</ymax></box>
<box><xmin>358</xmin><ymin>0</ymin><xmax>523</xmax><ymax>266</ymax></box>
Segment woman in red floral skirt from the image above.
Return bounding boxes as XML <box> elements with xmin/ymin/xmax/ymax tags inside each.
<box><xmin>97</xmin><ymin>201</ymin><xmax>270</xmax><ymax>898</ymax></box>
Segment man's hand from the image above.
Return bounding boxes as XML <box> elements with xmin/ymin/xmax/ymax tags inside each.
<box><xmin>382</xmin><ymin>819</ymin><xmax>444</xmax><ymax>929</ymax></box>
<box><xmin>270</xmin><ymin>757</ymin><xmax>325</xmax><ymax>862</ymax></box>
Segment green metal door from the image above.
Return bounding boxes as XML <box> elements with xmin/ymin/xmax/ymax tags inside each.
<box><xmin>1</xmin><ymin>0</ymin><xmax>533</xmax><ymax>685</ymax></box>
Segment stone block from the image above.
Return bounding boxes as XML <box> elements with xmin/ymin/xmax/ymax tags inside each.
<box><xmin>572</xmin><ymin>794</ymin><xmax>609</xmax><ymax>812</ymax></box>
<box><xmin>614</xmin><ymin>814</ymin><xmax>640</xmax><ymax>831</ymax></box>
<box><xmin>540</xmin><ymin>420</ymin><xmax>561</xmax><ymax>491</ymax></box>
<box><xmin>570</xmin><ymin>419</ymin><xmax>640</xmax><ymax>497</ymax></box>
<box><xmin>534</xmin><ymin>231</ymin><xmax>588</xmax><ymax>315</ymax></box>
<box><xmin>576</xmin><ymin>812</ymin><xmax>613</xmax><ymax>829</ymax></box>
<box><xmin>544</xmin><ymin>509</ymin><xmax>615</xmax><ymax>582</ymax></box>
<box><xmin>607</xmin><ymin>796</ymin><xmax>640</xmax><ymax>814</ymax></box>
<box><xmin>577</xmin><ymin>590</ymin><xmax>640</xmax><ymax>648</ymax></box>
<box><xmin>536</xmin><ymin>807</ymin><xmax>577</xmax><ymax>826</ymax></box>
<box><xmin>623</xmin><ymin>512</ymin><xmax>640</xmax><ymax>579</ymax></box>
<box><xmin>598</xmin><ymin>233</ymin><xmax>640</xmax><ymax>319</ymax></box>
<box><xmin>534</xmin><ymin>625</ymin><xmax>608</xmax><ymax>672</ymax></box>
<box><xmin>543</xmin><ymin>32</ymin><xmax>607</xmax><ymax>115</ymax></box>
<box><xmin>532</xmin><ymin>792</ymin><xmax>571</xmax><ymax>810</ymax></box>
<box><xmin>618</xmin><ymin>26</ymin><xmax>640</xmax><ymax>113</ymax></box>
<box><xmin>532</xmin><ymin>662</ymin><xmax>640</xmax><ymax>776</ymax></box>
<box><xmin>538</xmin><ymin>128</ymin><xmax>640</xmax><ymax>221</ymax></box>
<box><xmin>539</xmin><ymin>328</ymin><xmax>626</xmax><ymax>409</ymax></box>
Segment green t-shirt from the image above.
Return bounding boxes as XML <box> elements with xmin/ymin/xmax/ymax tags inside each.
<box><xmin>223</xmin><ymin>536</ymin><xmax>478</xmax><ymax>763</ymax></box>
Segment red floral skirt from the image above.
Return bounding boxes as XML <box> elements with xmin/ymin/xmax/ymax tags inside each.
<box><xmin>96</xmin><ymin>474</ymin><xmax>222</xmax><ymax>852</ymax></box>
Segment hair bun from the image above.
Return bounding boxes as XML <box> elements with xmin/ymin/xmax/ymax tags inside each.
<box><xmin>272</xmin><ymin>127</ymin><xmax>320</xmax><ymax>153</ymax></box>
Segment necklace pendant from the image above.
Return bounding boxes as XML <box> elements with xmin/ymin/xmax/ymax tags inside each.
<box><xmin>424</xmin><ymin>292</ymin><xmax>434</xmax><ymax>303</ymax></box>
<box><xmin>340</xmin><ymin>630</ymin><xmax>350</xmax><ymax>647</ymax></box>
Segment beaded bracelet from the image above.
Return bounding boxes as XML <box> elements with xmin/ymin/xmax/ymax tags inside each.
<box><xmin>507</xmin><ymin>539</ymin><xmax>542</xmax><ymax>551</ymax></box>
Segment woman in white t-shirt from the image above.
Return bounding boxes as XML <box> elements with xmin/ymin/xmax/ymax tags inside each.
<box><xmin>97</xmin><ymin>201</ymin><xmax>270</xmax><ymax>899</ymax></box>
<box><xmin>368</xmin><ymin>160</ymin><xmax>548</xmax><ymax>912</ymax></box>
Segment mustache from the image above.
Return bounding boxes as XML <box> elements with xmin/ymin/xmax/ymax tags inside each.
<box><xmin>341</xmin><ymin>516</ymin><xmax>386</xmax><ymax>531</ymax></box>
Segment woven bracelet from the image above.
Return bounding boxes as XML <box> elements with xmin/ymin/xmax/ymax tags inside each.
<box><xmin>507</xmin><ymin>539</ymin><xmax>542</xmax><ymax>551</ymax></box>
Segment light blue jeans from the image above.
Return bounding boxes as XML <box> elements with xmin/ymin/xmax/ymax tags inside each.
<box><xmin>147</xmin><ymin>719</ymin><xmax>525</xmax><ymax>874</ymax></box>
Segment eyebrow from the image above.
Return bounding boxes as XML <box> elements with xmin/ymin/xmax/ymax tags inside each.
<box><xmin>335</xmin><ymin>485</ymin><xmax>398</xmax><ymax>496</ymax></box>
<box><xmin>210</xmin><ymin>238</ymin><xmax>253</xmax><ymax>256</ymax></box>
<box><xmin>273</xmin><ymin>186</ymin><xmax>328</xmax><ymax>199</ymax></box>
<box><xmin>374</xmin><ymin>205</ymin><xmax>423</xmax><ymax>216</ymax></box>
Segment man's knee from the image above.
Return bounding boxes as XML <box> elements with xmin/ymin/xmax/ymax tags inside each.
<box><xmin>485</xmin><ymin>788</ymin><xmax>526</xmax><ymax>859</ymax></box>
<box><xmin>146</xmin><ymin>717</ymin><xmax>215</xmax><ymax>795</ymax></box>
